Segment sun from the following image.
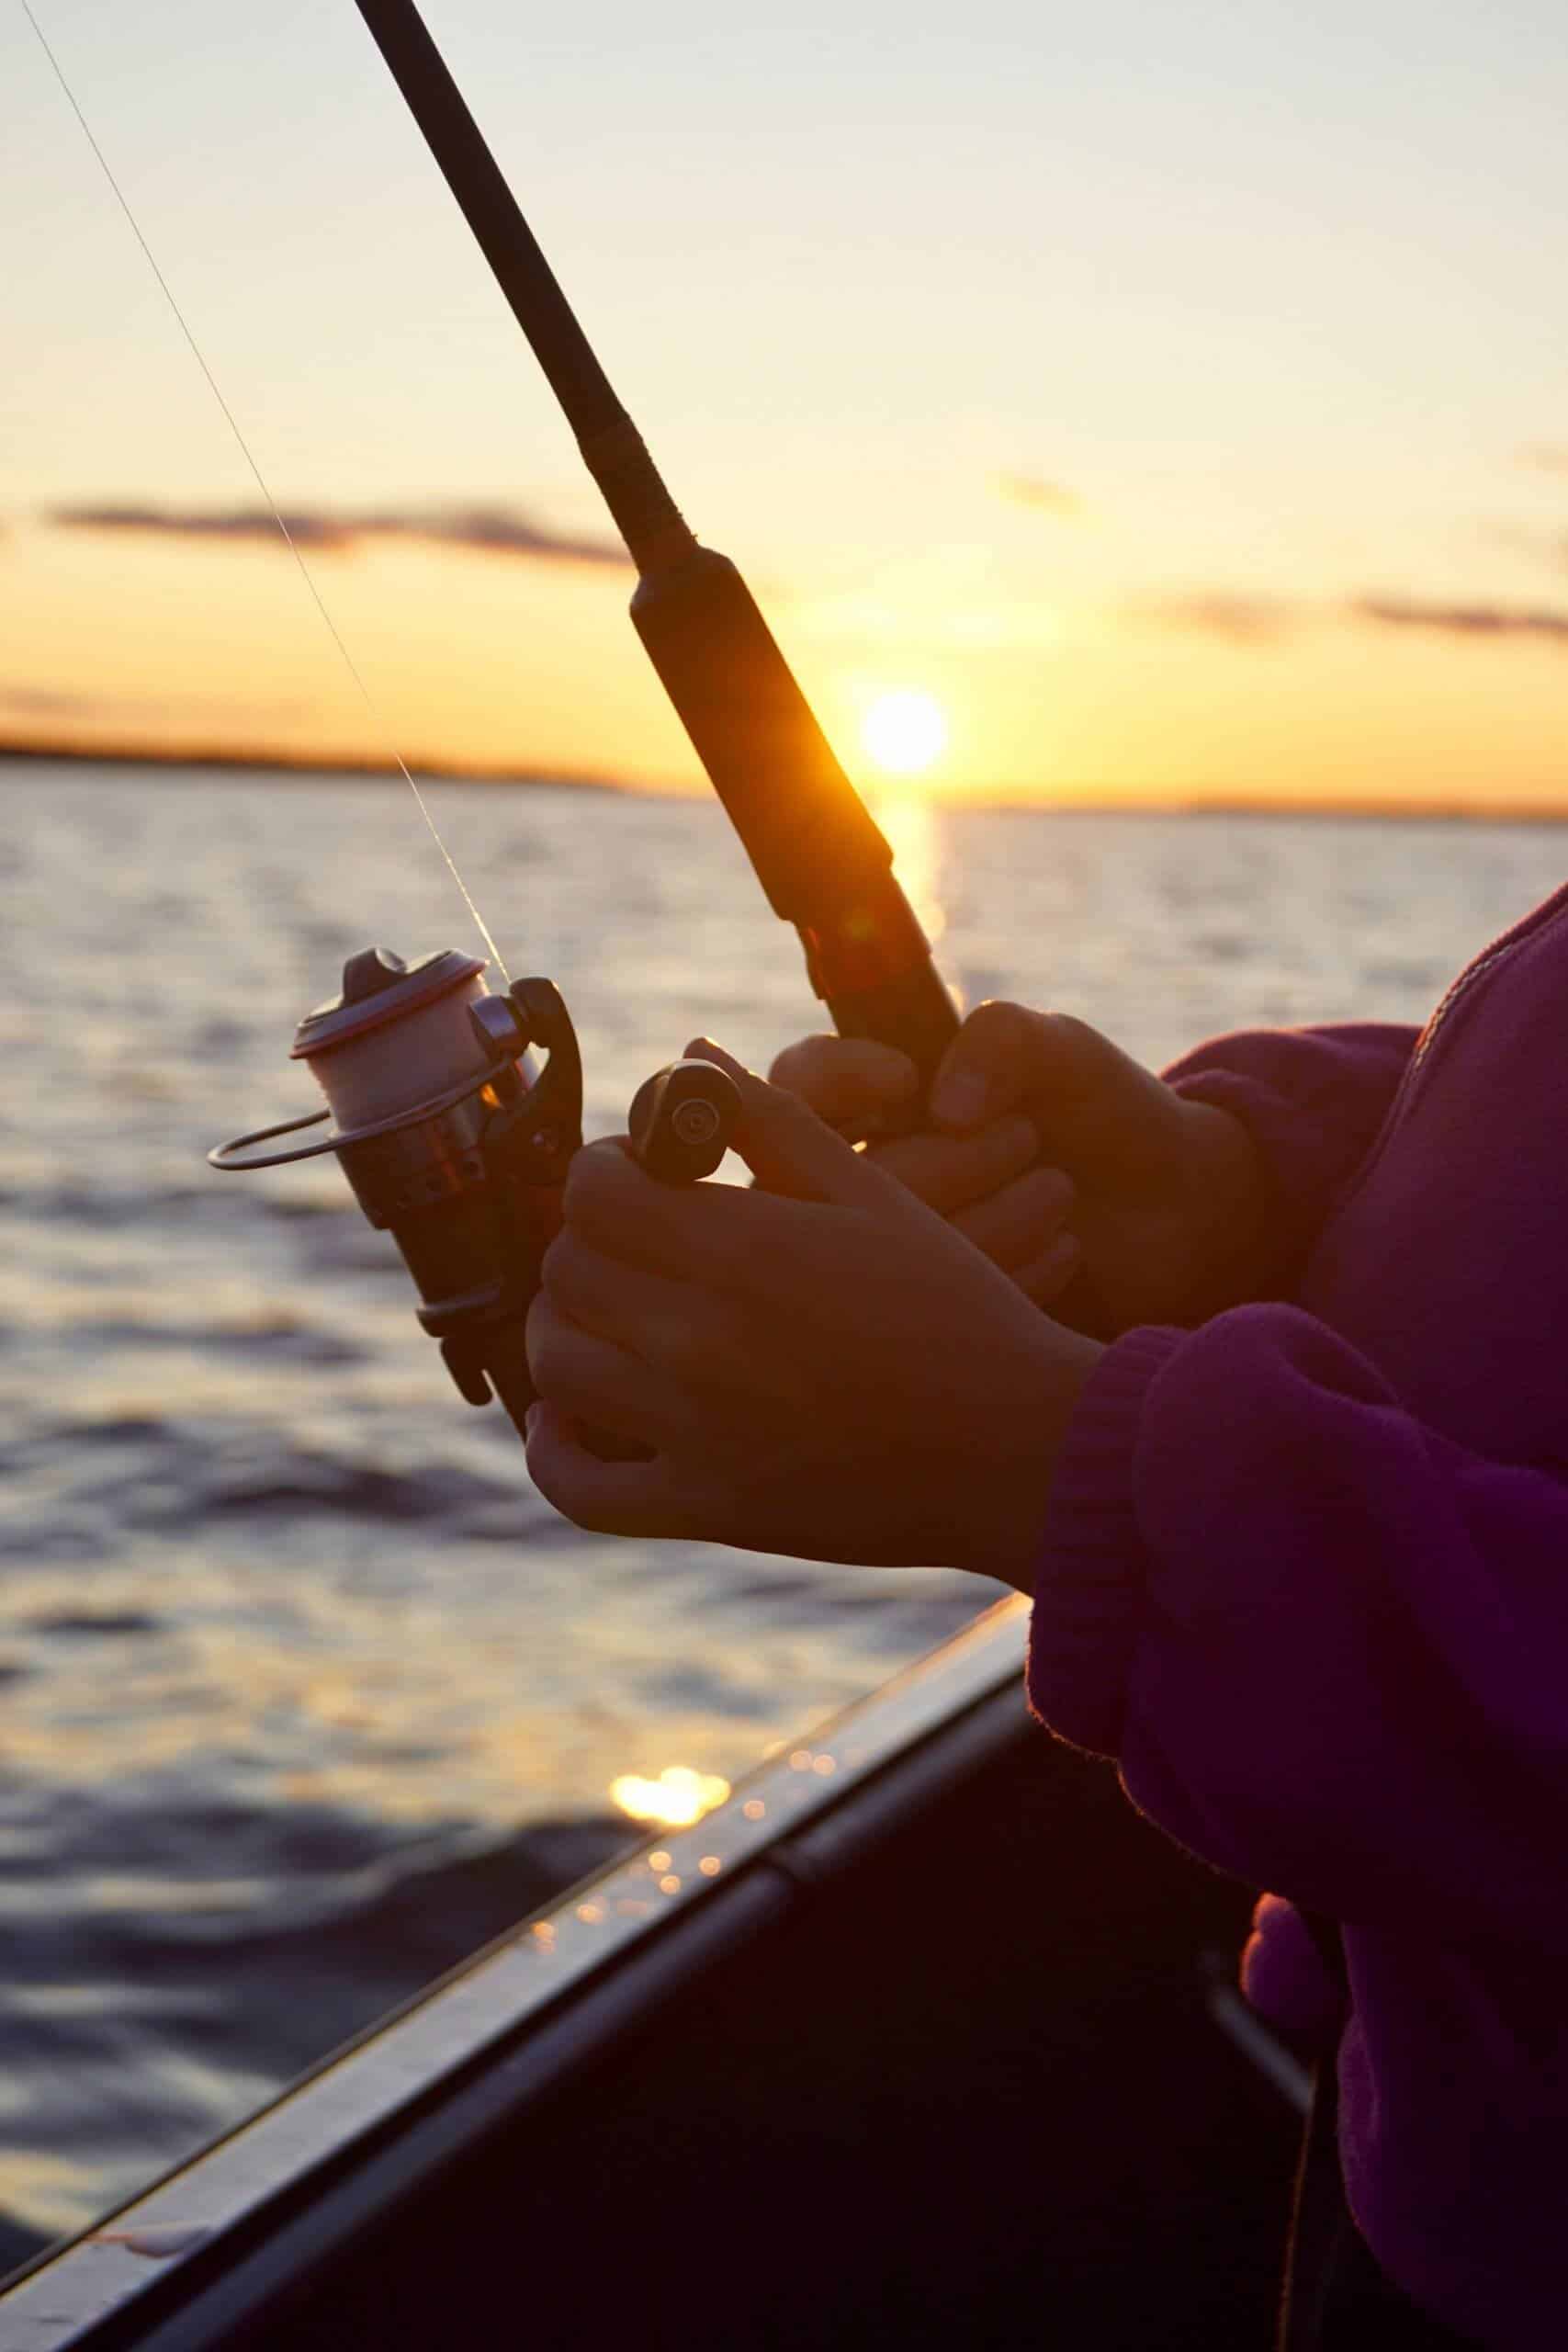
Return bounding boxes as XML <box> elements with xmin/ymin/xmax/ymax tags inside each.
<box><xmin>861</xmin><ymin>688</ymin><xmax>948</xmax><ymax>777</ymax></box>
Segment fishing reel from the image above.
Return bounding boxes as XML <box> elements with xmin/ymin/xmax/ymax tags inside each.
<box><xmin>210</xmin><ymin>946</ymin><xmax>739</xmax><ymax>1441</ymax></box>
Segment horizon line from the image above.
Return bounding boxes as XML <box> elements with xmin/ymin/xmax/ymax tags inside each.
<box><xmin>2</xmin><ymin>731</ymin><xmax>1566</xmax><ymax>827</ymax></box>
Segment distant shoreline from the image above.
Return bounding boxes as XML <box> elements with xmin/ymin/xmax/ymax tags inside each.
<box><xmin>2</xmin><ymin>736</ymin><xmax>1565</xmax><ymax>824</ymax></box>
<box><xmin>0</xmin><ymin>736</ymin><xmax>629</xmax><ymax>796</ymax></box>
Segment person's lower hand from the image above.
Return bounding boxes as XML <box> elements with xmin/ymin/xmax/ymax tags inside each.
<box><xmin>770</xmin><ymin>1005</ymin><xmax>1267</xmax><ymax>1330</ymax></box>
<box><xmin>524</xmin><ymin>1046</ymin><xmax>1102</xmax><ymax>1589</ymax></box>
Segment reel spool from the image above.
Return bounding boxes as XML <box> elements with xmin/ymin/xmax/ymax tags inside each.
<box><xmin>210</xmin><ymin>946</ymin><xmax>582</xmax><ymax>1434</ymax></box>
<box><xmin>210</xmin><ymin>946</ymin><xmax>742</xmax><ymax>1442</ymax></box>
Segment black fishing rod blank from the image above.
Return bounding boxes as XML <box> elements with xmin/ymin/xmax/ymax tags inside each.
<box><xmin>351</xmin><ymin>0</ymin><xmax>960</xmax><ymax>1080</ymax></box>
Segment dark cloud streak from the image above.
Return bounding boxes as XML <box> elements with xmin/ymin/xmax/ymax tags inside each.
<box><xmin>1124</xmin><ymin>592</ymin><xmax>1300</xmax><ymax>642</ymax></box>
<box><xmin>0</xmin><ymin>681</ymin><xmax>310</xmax><ymax>721</ymax></box>
<box><xmin>1126</xmin><ymin>588</ymin><xmax>1568</xmax><ymax>650</ymax></box>
<box><xmin>0</xmin><ymin>685</ymin><xmax>111</xmax><ymax>717</ymax></box>
<box><xmin>1351</xmin><ymin>595</ymin><xmax>1568</xmax><ymax>645</ymax></box>
<box><xmin>46</xmin><ymin>502</ymin><xmax>630</xmax><ymax>569</ymax></box>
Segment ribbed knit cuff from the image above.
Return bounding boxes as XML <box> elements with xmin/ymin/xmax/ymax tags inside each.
<box><xmin>1025</xmin><ymin>1324</ymin><xmax>1186</xmax><ymax>1758</ymax></box>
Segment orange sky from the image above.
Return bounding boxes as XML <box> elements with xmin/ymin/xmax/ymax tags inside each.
<box><xmin>5</xmin><ymin>0</ymin><xmax>1567</xmax><ymax>808</ymax></box>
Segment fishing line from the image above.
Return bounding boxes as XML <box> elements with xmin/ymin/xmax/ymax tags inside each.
<box><xmin>17</xmin><ymin>0</ymin><xmax>511</xmax><ymax>981</ymax></box>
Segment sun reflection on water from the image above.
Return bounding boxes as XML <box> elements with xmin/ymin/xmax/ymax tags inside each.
<box><xmin>870</xmin><ymin>789</ymin><xmax>947</xmax><ymax>950</ymax></box>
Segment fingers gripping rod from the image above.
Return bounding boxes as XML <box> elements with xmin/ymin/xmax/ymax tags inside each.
<box><xmin>351</xmin><ymin>0</ymin><xmax>960</xmax><ymax>1080</ymax></box>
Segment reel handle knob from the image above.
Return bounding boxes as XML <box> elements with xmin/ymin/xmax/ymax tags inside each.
<box><xmin>627</xmin><ymin>1058</ymin><xmax>741</xmax><ymax>1183</ymax></box>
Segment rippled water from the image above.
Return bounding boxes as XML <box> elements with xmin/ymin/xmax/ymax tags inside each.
<box><xmin>0</xmin><ymin>760</ymin><xmax>1560</xmax><ymax>2258</ymax></box>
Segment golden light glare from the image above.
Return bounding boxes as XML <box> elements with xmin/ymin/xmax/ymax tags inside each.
<box><xmin>861</xmin><ymin>689</ymin><xmax>947</xmax><ymax>776</ymax></box>
<box><xmin>608</xmin><ymin>1765</ymin><xmax>732</xmax><ymax>1827</ymax></box>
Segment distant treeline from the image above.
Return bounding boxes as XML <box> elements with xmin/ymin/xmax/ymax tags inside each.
<box><xmin>1</xmin><ymin>735</ymin><xmax>1564</xmax><ymax>822</ymax></box>
<box><xmin>0</xmin><ymin>736</ymin><xmax>624</xmax><ymax>794</ymax></box>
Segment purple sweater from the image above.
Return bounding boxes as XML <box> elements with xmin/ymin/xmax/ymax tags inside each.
<box><xmin>1028</xmin><ymin>876</ymin><xmax>1568</xmax><ymax>2346</ymax></box>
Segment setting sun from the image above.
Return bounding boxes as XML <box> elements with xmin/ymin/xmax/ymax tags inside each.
<box><xmin>861</xmin><ymin>690</ymin><xmax>948</xmax><ymax>778</ymax></box>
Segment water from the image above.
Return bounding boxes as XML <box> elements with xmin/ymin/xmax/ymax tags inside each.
<box><xmin>0</xmin><ymin>760</ymin><xmax>1561</xmax><ymax>2260</ymax></box>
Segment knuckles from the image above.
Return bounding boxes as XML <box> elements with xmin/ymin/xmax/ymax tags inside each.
<box><xmin>767</xmin><ymin>1034</ymin><xmax>840</xmax><ymax>1091</ymax></box>
<box><xmin>561</xmin><ymin>1136</ymin><xmax>633</xmax><ymax>1228</ymax></box>
<box><xmin>525</xmin><ymin>1291</ymin><xmax>622</xmax><ymax>1418</ymax></box>
<box><xmin>537</xmin><ymin>1231</ymin><xmax>720</xmax><ymax>1389</ymax></box>
<box><xmin>767</xmin><ymin>1033</ymin><xmax>916</xmax><ymax>1119</ymax></box>
<box><xmin>524</xmin><ymin>1291</ymin><xmax>571</xmax><ymax>1395</ymax></box>
<box><xmin>526</xmin><ymin>1443</ymin><xmax>626</xmax><ymax>1538</ymax></box>
<box><xmin>525</xmin><ymin>1418</ymin><xmax>696</xmax><ymax>1544</ymax></box>
<box><xmin>538</xmin><ymin>1229</ymin><xmax>592</xmax><ymax>1312</ymax></box>
<box><xmin>1021</xmin><ymin>1162</ymin><xmax>1075</xmax><ymax>1216</ymax></box>
<box><xmin>959</xmin><ymin>998</ymin><xmax>1042</xmax><ymax>1055</ymax></box>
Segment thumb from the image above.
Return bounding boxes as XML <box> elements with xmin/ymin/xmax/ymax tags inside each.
<box><xmin>931</xmin><ymin>1002</ymin><xmax>1150</xmax><ymax>1130</ymax></box>
<box><xmin>929</xmin><ymin>1001</ymin><xmax>1078</xmax><ymax>1131</ymax></box>
<box><xmin>685</xmin><ymin>1038</ymin><xmax>899</xmax><ymax>1207</ymax></box>
<box><xmin>766</xmin><ymin>1034</ymin><xmax>919</xmax><ymax>1127</ymax></box>
<box><xmin>931</xmin><ymin>1005</ymin><xmax>1179</xmax><ymax>1192</ymax></box>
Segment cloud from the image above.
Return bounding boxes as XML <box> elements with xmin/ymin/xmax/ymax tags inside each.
<box><xmin>994</xmin><ymin>472</ymin><xmax>1082</xmax><ymax>518</ymax></box>
<box><xmin>410</xmin><ymin>507</ymin><xmax>628</xmax><ymax>565</ymax></box>
<box><xmin>1517</xmin><ymin>444</ymin><xmax>1568</xmax><ymax>477</ymax></box>
<box><xmin>51</xmin><ymin>503</ymin><xmax>356</xmax><ymax>551</ymax></box>
<box><xmin>1350</xmin><ymin>595</ymin><xmax>1568</xmax><ymax>645</ymax></box>
<box><xmin>46</xmin><ymin>502</ymin><xmax>630</xmax><ymax>568</ymax></box>
<box><xmin>1123</xmin><ymin>592</ymin><xmax>1300</xmax><ymax>643</ymax></box>
<box><xmin>0</xmin><ymin>681</ymin><xmax>310</xmax><ymax>721</ymax></box>
<box><xmin>0</xmin><ymin>685</ymin><xmax>108</xmax><ymax>717</ymax></box>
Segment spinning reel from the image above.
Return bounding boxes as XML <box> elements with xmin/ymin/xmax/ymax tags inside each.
<box><xmin>210</xmin><ymin>946</ymin><xmax>739</xmax><ymax>1441</ymax></box>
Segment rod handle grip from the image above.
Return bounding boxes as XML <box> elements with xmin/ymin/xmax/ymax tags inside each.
<box><xmin>631</xmin><ymin>548</ymin><xmax>891</xmax><ymax>927</ymax></box>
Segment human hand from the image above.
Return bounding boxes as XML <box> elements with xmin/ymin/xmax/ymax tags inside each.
<box><xmin>524</xmin><ymin>1046</ymin><xmax>1102</xmax><ymax>1589</ymax></box>
<box><xmin>771</xmin><ymin>1006</ymin><xmax>1267</xmax><ymax>1330</ymax></box>
<box><xmin>759</xmin><ymin>1035</ymin><xmax>1081</xmax><ymax>1308</ymax></box>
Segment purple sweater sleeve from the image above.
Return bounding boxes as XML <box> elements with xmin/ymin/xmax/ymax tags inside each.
<box><xmin>1162</xmin><ymin>1023</ymin><xmax>1415</xmax><ymax>1286</ymax></box>
<box><xmin>1029</xmin><ymin>1306</ymin><xmax>1568</xmax><ymax>1950</ymax></box>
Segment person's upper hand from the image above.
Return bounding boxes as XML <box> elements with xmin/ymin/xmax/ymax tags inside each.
<box><xmin>770</xmin><ymin>1004</ymin><xmax>1268</xmax><ymax>1331</ymax></box>
<box><xmin>761</xmin><ymin>1033</ymin><xmax>1082</xmax><ymax>1308</ymax></box>
<box><xmin>524</xmin><ymin>1044</ymin><xmax>1102</xmax><ymax>1586</ymax></box>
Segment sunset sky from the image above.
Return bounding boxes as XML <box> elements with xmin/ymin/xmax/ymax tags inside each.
<box><xmin>4</xmin><ymin>0</ymin><xmax>1567</xmax><ymax>806</ymax></box>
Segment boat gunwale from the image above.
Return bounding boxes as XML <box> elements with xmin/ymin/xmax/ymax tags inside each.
<box><xmin>0</xmin><ymin>1596</ymin><xmax>1030</xmax><ymax>2350</ymax></box>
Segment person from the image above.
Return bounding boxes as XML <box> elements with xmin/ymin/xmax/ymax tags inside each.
<box><xmin>523</xmin><ymin>874</ymin><xmax>1568</xmax><ymax>2350</ymax></box>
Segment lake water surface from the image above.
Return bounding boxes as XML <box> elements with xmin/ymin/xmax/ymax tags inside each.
<box><xmin>0</xmin><ymin>762</ymin><xmax>1560</xmax><ymax>2257</ymax></box>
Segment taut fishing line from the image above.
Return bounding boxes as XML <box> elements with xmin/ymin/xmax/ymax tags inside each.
<box><xmin>17</xmin><ymin>0</ymin><xmax>511</xmax><ymax>982</ymax></box>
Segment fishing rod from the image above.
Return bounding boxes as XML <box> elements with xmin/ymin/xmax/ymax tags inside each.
<box><xmin>216</xmin><ymin>0</ymin><xmax>1104</xmax><ymax>1424</ymax></box>
<box><xmin>349</xmin><ymin>0</ymin><xmax>960</xmax><ymax>1079</ymax></box>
